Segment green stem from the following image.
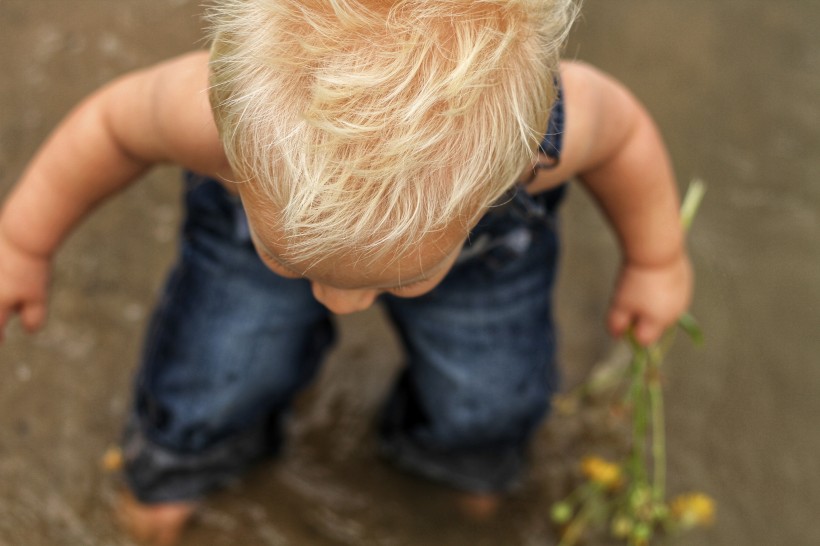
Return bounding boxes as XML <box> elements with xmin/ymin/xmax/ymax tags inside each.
<box><xmin>648</xmin><ymin>345</ymin><xmax>666</xmax><ymax>504</ymax></box>
<box><xmin>627</xmin><ymin>336</ymin><xmax>649</xmax><ymax>486</ymax></box>
<box><xmin>563</xmin><ymin>481</ymin><xmax>599</xmax><ymax>509</ymax></box>
<box><xmin>557</xmin><ymin>495</ymin><xmax>597</xmax><ymax>546</ymax></box>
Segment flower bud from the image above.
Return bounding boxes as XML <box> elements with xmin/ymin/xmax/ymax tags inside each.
<box><xmin>550</xmin><ymin>502</ymin><xmax>573</xmax><ymax>524</ymax></box>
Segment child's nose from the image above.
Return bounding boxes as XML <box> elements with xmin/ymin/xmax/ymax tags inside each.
<box><xmin>310</xmin><ymin>283</ymin><xmax>378</xmax><ymax>315</ymax></box>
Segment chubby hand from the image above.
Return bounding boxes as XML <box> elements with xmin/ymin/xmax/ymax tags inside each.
<box><xmin>607</xmin><ymin>252</ymin><xmax>693</xmax><ymax>346</ymax></box>
<box><xmin>0</xmin><ymin>231</ymin><xmax>51</xmax><ymax>341</ymax></box>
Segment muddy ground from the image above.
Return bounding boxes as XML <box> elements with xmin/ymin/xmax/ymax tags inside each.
<box><xmin>1</xmin><ymin>1</ymin><xmax>819</xmax><ymax>545</ymax></box>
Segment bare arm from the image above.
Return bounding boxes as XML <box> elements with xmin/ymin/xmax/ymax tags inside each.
<box><xmin>530</xmin><ymin>62</ymin><xmax>691</xmax><ymax>344</ymax></box>
<box><xmin>1</xmin><ymin>51</ymin><xmax>224</xmax><ymax>257</ymax></box>
<box><xmin>0</xmin><ymin>51</ymin><xmax>226</xmax><ymax>336</ymax></box>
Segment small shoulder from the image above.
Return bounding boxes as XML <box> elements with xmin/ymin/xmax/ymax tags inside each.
<box><xmin>559</xmin><ymin>60</ymin><xmax>631</xmax><ymax>109</ymax></box>
<box><xmin>149</xmin><ymin>51</ymin><xmax>211</xmax><ymax>96</ymax></box>
<box><xmin>524</xmin><ymin>61</ymin><xmax>597</xmax><ymax>194</ymax></box>
<box><xmin>149</xmin><ymin>52</ymin><xmax>231</xmax><ymax>178</ymax></box>
<box><xmin>559</xmin><ymin>60</ymin><xmax>596</xmax><ymax>82</ymax></box>
<box><xmin>526</xmin><ymin>61</ymin><xmax>639</xmax><ymax>194</ymax></box>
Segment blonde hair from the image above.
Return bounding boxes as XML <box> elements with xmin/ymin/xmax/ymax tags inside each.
<box><xmin>207</xmin><ymin>0</ymin><xmax>577</xmax><ymax>264</ymax></box>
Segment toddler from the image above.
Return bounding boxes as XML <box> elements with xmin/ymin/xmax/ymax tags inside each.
<box><xmin>0</xmin><ymin>0</ymin><xmax>691</xmax><ymax>544</ymax></box>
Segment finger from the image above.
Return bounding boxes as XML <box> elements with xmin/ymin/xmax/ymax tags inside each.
<box><xmin>607</xmin><ymin>307</ymin><xmax>633</xmax><ymax>338</ymax></box>
<box><xmin>634</xmin><ymin>317</ymin><xmax>663</xmax><ymax>346</ymax></box>
<box><xmin>20</xmin><ymin>302</ymin><xmax>47</xmax><ymax>333</ymax></box>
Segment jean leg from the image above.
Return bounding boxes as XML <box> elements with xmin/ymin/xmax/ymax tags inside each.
<box><xmin>123</xmin><ymin>177</ymin><xmax>333</xmax><ymax>503</ymax></box>
<box><xmin>380</xmin><ymin>217</ymin><xmax>560</xmax><ymax>493</ymax></box>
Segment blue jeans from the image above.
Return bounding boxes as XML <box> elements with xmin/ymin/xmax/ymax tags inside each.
<box><xmin>123</xmin><ymin>173</ymin><xmax>565</xmax><ymax>503</ymax></box>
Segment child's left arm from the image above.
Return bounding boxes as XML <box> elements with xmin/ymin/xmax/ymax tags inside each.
<box><xmin>530</xmin><ymin>62</ymin><xmax>692</xmax><ymax>346</ymax></box>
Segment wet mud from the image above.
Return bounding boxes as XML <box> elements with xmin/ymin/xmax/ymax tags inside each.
<box><xmin>2</xmin><ymin>1</ymin><xmax>819</xmax><ymax>545</ymax></box>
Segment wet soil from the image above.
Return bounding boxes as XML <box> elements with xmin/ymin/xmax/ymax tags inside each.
<box><xmin>2</xmin><ymin>1</ymin><xmax>819</xmax><ymax>545</ymax></box>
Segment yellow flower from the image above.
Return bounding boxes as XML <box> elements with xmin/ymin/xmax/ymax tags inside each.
<box><xmin>101</xmin><ymin>445</ymin><xmax>124</xmax><ymax>472</ymax></box>
<box><xmin>610</xmin><ymin>515</ymin><xmax>633</xmax><ymax>538</ymax></box>
<box><xmin>670</xmin><ymin>492</ymin><xmax>716</xmax><ymax>528</ymax></box>
<box><xmin>580</xmin><ymin>456</ymin><xmax>622</xmax><ymax>489</ymax></box>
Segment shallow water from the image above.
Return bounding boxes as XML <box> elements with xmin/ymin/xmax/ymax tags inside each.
<box><xmin>1</xmin><ymin>1</ymin><xmax>819</xmax><ymax>545</ymax></box>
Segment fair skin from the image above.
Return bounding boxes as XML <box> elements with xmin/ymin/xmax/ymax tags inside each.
<box><xmin>239</xmin><ymin>182</ymin><xmax>469</xmax><ymax>314</ymax></box>
<box><xmin>0</xmin><ymin>51</ymin><xmax>690</xmax><ymax>542</ymax></box>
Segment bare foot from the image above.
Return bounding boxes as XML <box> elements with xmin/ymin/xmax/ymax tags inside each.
<box><xmin>115</xmin><ymin>490</ymin><xmax>198</xmax><ymax>546</ymax></box>
<box><xmin>455</xmin><ymin>492</ymin><xmax>502</xmax><ymax>521</ymax></box>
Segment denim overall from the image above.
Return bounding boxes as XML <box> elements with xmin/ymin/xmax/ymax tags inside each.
<box><xmin>123</xmin><ymin>93</ymin><xmax>567</xmax><ymax>502</ymax></box>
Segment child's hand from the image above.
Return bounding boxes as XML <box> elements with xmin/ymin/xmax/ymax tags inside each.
<box><xmin>607</xmin><ymin>253</ymin><xmax>692</xmax><ymax>346</ymax></box>
<box><xmin>0</xmin><ymin>231</ymin><xmax>51</xmax><ymax>342</ymax></box>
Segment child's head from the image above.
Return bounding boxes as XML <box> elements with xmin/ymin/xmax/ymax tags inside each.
<box><xmin>238</xmin><ymin>180</ymin><xmax>468</xmax><ymax>313</ymax></box>
<box><xmin>207</xmin><ymin>0</ymin><xmax>575</xmax><ymax>309</ymax></box>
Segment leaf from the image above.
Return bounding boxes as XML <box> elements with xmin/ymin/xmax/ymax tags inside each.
<box><xmin>680</xmin><ymin>179</ymin><xmax>706</xmax><ymax>232</ymax></box>
<box><xmin>677</xmin><ymin>313</ymin><xmax>704</xmax><ymax>345</ymax></box>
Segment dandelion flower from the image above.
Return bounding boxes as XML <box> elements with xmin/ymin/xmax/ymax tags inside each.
<box><xmin>670</xmin><ymin>492</ymin><xmax>716</xmax><ymax>528</ymax></box>
<box><xmin>580</xmin><ymin>456</ymin><xmax>622</xmax><ymax>489</ymax></box>
<box><xmin>101</xmin><ymin>445</ymin><xmax>124</xmax><ymax>472</ymax></box>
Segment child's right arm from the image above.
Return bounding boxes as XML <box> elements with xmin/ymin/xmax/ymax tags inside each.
<box><xmin>0</xmin><ymin>51</ymin><xmax>226</xmax><ymax>340</ymax></box>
